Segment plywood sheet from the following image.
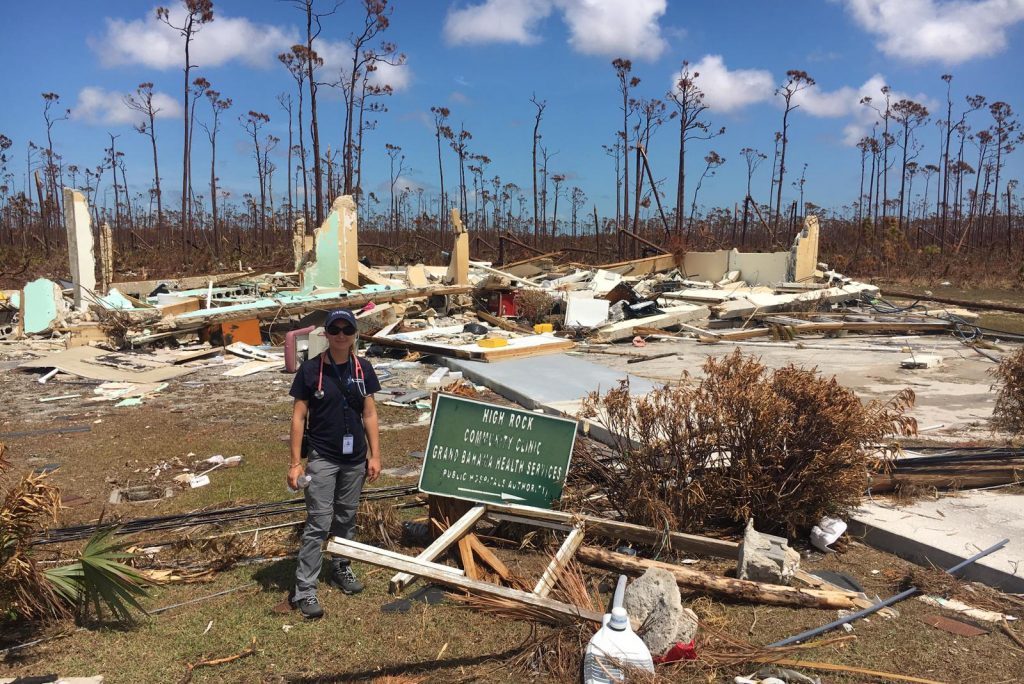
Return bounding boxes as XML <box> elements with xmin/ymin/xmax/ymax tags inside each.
<box><xmin>20</xmin><ymin>346</ymin><xmax>197</xmax><ymax>382</ymax></box>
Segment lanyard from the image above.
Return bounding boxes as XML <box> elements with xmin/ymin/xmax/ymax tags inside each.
<box><xmin>315</xmin><ymin>350</ymin><xmax>366</xmax><ymax>398</ymax></box>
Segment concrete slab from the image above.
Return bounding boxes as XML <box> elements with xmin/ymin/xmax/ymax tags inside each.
<box><xmin>583</xmin><ymin>335</ymin><xmax>1009</xmax><ymax>442</ymax></box>
<box><xmin>848</xmin><ymin>491</ymin><xmax>1024</xmax><ymax>593</ymax></box>
<box><xmin>443</xmin><ymin>353</ymin><xmax>657</xmax><ymax>413</ymax></box>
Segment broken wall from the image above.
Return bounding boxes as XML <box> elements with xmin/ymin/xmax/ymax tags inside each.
<box><xmin>790</xmin><ymin>215</ymin><xmax>820</xmax><ymax>282</ymax></box>
<box><xmin>682</xmin><ymin>250</ymin><xmax>732</xmax><ymax>281</ymax></box>
<box><xmin>728</xmin><ymin>251</ymin><xmax>789</xmax><ymax>285</ymax></box>
<box><xmin>62</xmin><ymin>188</ymin><xmax>96</xmax><ymax>310</ymax></box>
<box><xmin>302</xmin><ymin>196</ymin><xmax>359</xmax><ymax>291</ymax></box>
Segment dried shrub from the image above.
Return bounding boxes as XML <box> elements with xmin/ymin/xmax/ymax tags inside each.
<box><xmin>513</xmin><ymin>289</ymin><xmax>556</xmax><ymax>325</ymax></box>
<box><xmin>578</xmin><ymin>350</ymin><xmax>916</xmax><ymax>536</ymax></box>
<box><xmin>359</xmin><ymin>500</ymin><xmax>402</xmax><ymax>549</ymax></box>
<box><xmin>0</xmin><ymin>442</ymin><xmax>70</xmax><ymax>622</ymax></box>
<box><xmin>991</xmin><ymin>347</ymin><xmax>1024</xmax><ymax>436</ymax></box>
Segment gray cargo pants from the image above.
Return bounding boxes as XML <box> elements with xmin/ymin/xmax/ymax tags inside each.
<box><xmin>294</xmin><ymin>452</ymin><xmax>366</xmax><ymax>601</ymax></box>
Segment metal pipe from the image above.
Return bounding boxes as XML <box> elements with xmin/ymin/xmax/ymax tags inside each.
<box><xmin>770</xmin><ymin>538</ymin><xmax>1009</xmax><ymax>647</ymax></box>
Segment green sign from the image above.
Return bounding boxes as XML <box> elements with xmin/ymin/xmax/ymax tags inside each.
<box><xmin>419</xmin><ymin>394</ymin><xmax>578</xmax><ymax>509</ymax></box>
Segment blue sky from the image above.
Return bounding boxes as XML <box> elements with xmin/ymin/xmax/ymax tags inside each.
<box><xmin>2</xmin><ymin>0</ymin><xmax>1023</xmax><ymax>222</ymax></box>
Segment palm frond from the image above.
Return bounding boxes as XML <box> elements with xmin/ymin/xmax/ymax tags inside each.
<box><xmin>40</xmin><ymin>527</ymin><xmax>151</xmax><ymax>624</ymax></box>
<box><xmin>78</xmin><ymin>527</ymin><xmax>150</xmax><ymax>623</ymax></box>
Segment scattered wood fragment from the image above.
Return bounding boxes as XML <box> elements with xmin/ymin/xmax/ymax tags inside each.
<box><xmin>390</xmin><ymin>504</ymin><xmax>484</xmax><ymax>594</ymax></box>
<box><xmin>458</xmin><ymin>535</ymin><xmax>480</xmax><ymax>580</ymax></box>
<box><xmin>753</xmin><ymin>657</ymin><xmax>949</xmax><ymax>684</ymax></box>
<box><xmin>1003</xmin><ymin>618</ymin><xmax>1024</xmax><ymax>651</ymax></box>
<box><xmin>178</xmin><ymin>637</ymin><xmax>257</xmax><ymax>684</ymax></box>
<box><xmin>626</xmin><ymin>351</ymin><xmax>676</xmax><ymax>364</ymax></box>
<box><xmin>576</xmin><ymin>546</ymin><xmax>861</xmax><ymax>609</ymax></box>
<box><xmin>475</xmin><ymin>309</ymin><xmax>533</xmax><ymax>334</ymax></box>
<box><xmin>533</xmin><ymin>523</ymin><xmax>585</xmax><ymax>598</ymax></box>
<box><xmin>465</xmin><ymin>533</ymin><xmax>515</xmax><ymax>585</ymax></box>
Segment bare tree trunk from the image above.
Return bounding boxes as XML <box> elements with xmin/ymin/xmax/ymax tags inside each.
<box><xmin>306</xmin><ymin>4</ymin><xmax>324</xmax><ymax>224</ymax></box>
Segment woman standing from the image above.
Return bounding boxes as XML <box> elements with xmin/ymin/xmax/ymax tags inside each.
<box><xmin>287</xmin><ymin>308</ymin><xmax>381</xmax><ymax>619</ymax></box>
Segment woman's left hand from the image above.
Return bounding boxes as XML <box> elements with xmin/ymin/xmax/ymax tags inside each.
<box><xmin>367</xmin><ymin>456</ymin><xmax>381</xmax><ymax>483</ymax></box>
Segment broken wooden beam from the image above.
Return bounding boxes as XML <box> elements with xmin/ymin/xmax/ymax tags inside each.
<box><xmin>327</xmin><ymin>536</ymin><xmax>604</xmax><ymax>625</ymax></box>
<box><xmin>533</xmin><ymin>522</ymin><xmax>585</xmax><ymax>598</ymax></box>
<box><xmin>576</xmin><ymin>546</ymin><xmax>861</xmax><ymax>610</ymax></box>
<box><xmin>120</xmin><ymin>285</ymin><xmax>473</xmax><ymax>342</ymax></box>
<box><xmin>389</xmin><ymin>504</ymin><xmax>485</xmax><ymax>594</ymax></box>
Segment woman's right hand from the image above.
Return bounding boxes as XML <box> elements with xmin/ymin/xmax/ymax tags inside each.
<box><xmin>287</xmin><ymin>463</ymin><xmax>304</xmax><ymax>490</ymax></box>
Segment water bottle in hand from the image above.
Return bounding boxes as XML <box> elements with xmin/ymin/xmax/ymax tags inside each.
<box><xmin>289</xmin><ymin>474</ymin><xmax>312</xmax><ymax>493</ymax></box>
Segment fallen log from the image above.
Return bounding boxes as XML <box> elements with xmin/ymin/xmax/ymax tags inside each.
<box><xmin>882</xmin><ymin>288</ymin><xmax>1024</xmax><ymax>315</ymax></box>
<box><xmin>576</xmin><ymin>546</ymin><xmax>861</xmax><ymax>610</ymax></box>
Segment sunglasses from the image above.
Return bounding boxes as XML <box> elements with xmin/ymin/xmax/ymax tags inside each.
<box><xmin>326</xmin><ymin>324</ymin><xmax>357</xmax><ymax>336</ymax></box>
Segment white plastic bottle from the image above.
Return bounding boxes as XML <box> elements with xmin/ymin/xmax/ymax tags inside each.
<box><xmin>582</xmin><ymin>606</ymin><xmax>655</xmax><ymax>684</ymax></box>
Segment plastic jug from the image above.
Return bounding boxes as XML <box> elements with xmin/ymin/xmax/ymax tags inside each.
<box><xmin>582</xmin><ymin>607</ymin><xmax>654</xmax><ymax>683</ymax></box>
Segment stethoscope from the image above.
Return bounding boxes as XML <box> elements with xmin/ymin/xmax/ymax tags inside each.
<box><xmin>314</xmin><ymin>350</ymin><xmax>367</xmax><ymax>400</ymax></box>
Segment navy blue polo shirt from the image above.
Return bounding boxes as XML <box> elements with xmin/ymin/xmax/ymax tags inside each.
<box><xmin>290</xmin><ymin>352</ymin><xmax>381</xmax><ymax>462</ymax></box>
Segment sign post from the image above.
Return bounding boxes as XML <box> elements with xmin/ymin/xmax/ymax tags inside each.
<box><xmin>419</xmin><ymin>394</ymin><xmax>577</xmax><ymax>510</ymax></box>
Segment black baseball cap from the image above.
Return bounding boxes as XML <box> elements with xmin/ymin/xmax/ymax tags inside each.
<box><xmin>324</xmin><ymin>309</ymin><xmax>357</xmax><ymax>329</ymax></box>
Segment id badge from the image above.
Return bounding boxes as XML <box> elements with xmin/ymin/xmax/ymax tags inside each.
<box><xmin>342</xmin><ymin>434</ymin><xmax>355</xmax><ymax>455</ymax></box>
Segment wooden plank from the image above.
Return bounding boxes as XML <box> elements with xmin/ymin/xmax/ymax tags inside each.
<box><xmin>533</xmin><ymin>523</ymin><xmax>585</xmax><ymax>598</ymax></box>
<box><xmin>485</xmin><ymin>503</ymin><xmax>739</xmax><ymax>559</ymax></box>
<box><xmin>707</xmin><ymin>319</ymin><xmax>953</xmax><ymax>343</ymax></box>
<box><xmin>486</xmin><ymin>511</ymin><xmax>574</xmax><ymax>533</ymax></box>
<box><xmin>121</xmin><ymin>285</ymin><xmax>474</xmax><ymax>339</ymax></box>
<box><xmin>593</xmin><ymin>305</ymin><xmax>710</xmax><ymax>342</ymax></box>
<box><xmin>390</xmin><ymin>504</ymin><xmax>486</xmax><ymax>594</ymax></box>
<box><xmin>465</xmin><ymin>533</ymin><xmax>513</xmax><ymax>583</ymax></box>
<box><xmin>634</xmin><ymin>323</ymin><xmax>719</xmax><ymax>339</ymax></box>
<box><xmin>476</xmin><ymin>309</ymin><xmax>533</xmax><ymax>335</ymax></box>
<box><xmin>598</xmin><ymin>253</ymin><xmax>678</xmax><ymax>276</ymax></box>
<box><xmin>469</xmin><ymin>261</ymin><xmax>544</xmax><ymax>287</ymax></box>
<box><xmin>577</xmin><ymin>546</ymin><xmax>860</xmax><ymax>609</ymax></box>
<box><xmin>478</xmin><ymin>338</ymin><xmax>576</xmax><ymax>361</ymax></box>
<box><xmin>458</xmin><ymin>535</ymin><xmax>480</xmax><ymax>580</ymax></box>
<box><xmin>753</xmin><ymin>658</ymin><xmax>949</xmax><ymax>684</ymax></box>
<box><xmin>326</xmin><ymin>536</ymin><xmax>605</xmax><ymax>625</ymax></box>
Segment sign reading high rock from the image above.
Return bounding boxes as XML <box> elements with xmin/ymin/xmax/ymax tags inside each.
<box><xmin>419</xmin><ymin>395</ymin><xmax>577</xmax><ymax>509</ymax></box>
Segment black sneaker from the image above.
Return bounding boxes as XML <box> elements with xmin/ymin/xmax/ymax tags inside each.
<box><xmin>329</xmin><ymin>565</ymin><xmax>364</xmax><ymax>594</ymax></box>
<box><xmin>294</xmin><ymin>595</ymin><xmax>324</xmax><ymax>619</ymax></box>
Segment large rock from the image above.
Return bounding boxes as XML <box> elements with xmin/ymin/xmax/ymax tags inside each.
<box><xmin>737</xmin><ymin>519</ymin><xmax>801</xmax><ymax>585</ymax></box>
<box><xmin>623</xmin><ymin>567</ymin><xmax>698</xmax><ymax>657</ymax></box>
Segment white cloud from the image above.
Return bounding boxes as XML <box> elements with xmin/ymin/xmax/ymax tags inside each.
<box><xmin>817</xmin><ymin>75</ymin><xmax>935</xmax><ymax>145</ymax></box>
<box><xmin>315</xmin><ymin>40</ymin><xmax>411</xmax><ymax>92</ymax></box>
<box><xmin>556</xmin><ymin>0</ymin><xmax>668</xmax><ymax>60</ymax></box>
<box><xmin>93</xmin><ymin>5</ymin><xmax>298</xmax><ymax>69</ymax></box>
<box><xmin>840</xmin><ymin>0</ymin><xmax>1024</xmax><ymax>64</ymax></box>
<box><xmin>678</xmin><ymin>55</ymin><xmax>774</xmax><ymax>113</ymax></box>
<box><xmin>450</xmin><ymin>91</ymin><xmax>471</xmax><ymax>104</ymax></box>
<box><xmin>444</xmin><ymin>0</ymin><xmax>552</xmax><ymax>45</ymax></box>
<box><xmin>72</xmin><ymin>86</ymin><xmax>182</xmax><ymax>126</ymax></box>
<box><xmin>444</xmin><ymin>0</ymin><xmax>668</xmax><ymax>59</ymax></box>
<box><xmin>369</xmin><ymin>61</ymin><xmax>412</xmax><ymax>92</ymax></box>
